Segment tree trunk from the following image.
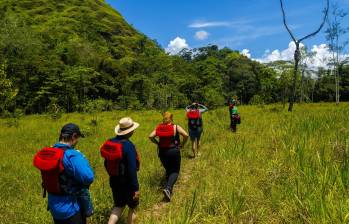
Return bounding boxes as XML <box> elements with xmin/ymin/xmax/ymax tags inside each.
<box><xmin>282</xmin><ymin>88</ymin><xmax>286</xmax><ymax>108</ymax></box>
<box><xmin>300</xmin><ymin>68</ymin><xmax>305</xmax><ymax>103</ymax></box>
<box><xmin>332</xmin><ymin>58</ymin><xmax>340</xmax><ymax>106</ymax></box>
<box><xmin>336</xmin><ymin>47</ymin><xmax>340</xmax><ymax>105</ymax></box>
<box><xmin>288</xmin><ymin>42</ymin><xmax>300</xmax><ymax>112</ymax></box>
<box><xmin>335</xmin><ymin>69</ymin><xmax>339</xmax><ymax>105</ymax></box>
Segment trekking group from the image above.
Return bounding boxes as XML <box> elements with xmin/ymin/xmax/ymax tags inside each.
<box><xmin>33</xmin><ymin>99</ymin><xmax>240</xmax><ymax>224</ymax></box>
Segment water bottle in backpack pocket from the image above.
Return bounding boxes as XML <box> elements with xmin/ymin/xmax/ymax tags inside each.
<box><xmin>76</xmin><ymin>188</ymin><xmax>93</xmax><ymax>217</ymax></box>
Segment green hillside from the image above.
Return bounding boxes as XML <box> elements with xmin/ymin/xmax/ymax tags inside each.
<box><xmin>0</xmin><ymin>0</ymin><xmax>166</xmax><ymax>114</ymax></box>
<box><xmin>0</xmin><ymin>0</ymin><xmax>152</xmax><ymax>56</ymax></box>
<box><xmin>0</xmin><ymin>0</ymin><xmax>285</xmax><ymax>115</ymax></box>
<box><xmin>1</xmin><ymin>0</ymin><xmax>347</xmax><ymax>116</ymax></box>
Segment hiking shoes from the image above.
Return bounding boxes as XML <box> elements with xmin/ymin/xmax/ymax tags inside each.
<box><xmin>163</xmin><ymin>189</ymin><xmax>171</xmax><ymax>201</ymax></box>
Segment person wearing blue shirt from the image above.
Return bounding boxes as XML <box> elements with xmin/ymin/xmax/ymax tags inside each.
<box><xmin>49</xmin><ymin>123</ymin><xmax>94</xmax><ymax>224</ymax></box>
<box><xmin>106</xmin><ymin>117</ymin><xmax>140</xmax><ymax>224</ymax></box>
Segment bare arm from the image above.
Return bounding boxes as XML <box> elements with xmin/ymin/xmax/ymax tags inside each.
<box><xmin>198</xmin><ymin>104</ymin><xmax>208</xmax><ymax>113</ymax></box>
<box><xmin>148</xmin><ymin>130</ymin><xmax>158</xmax><ymax>145</ymax></box>
<box><xmin>176</xmin><ymin>125</ymin><xmax>188</xmax><ymax>147</ymax></box>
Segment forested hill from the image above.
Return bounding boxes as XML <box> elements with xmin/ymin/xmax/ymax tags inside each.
<box><xmin>0</xmin><ymin>0</ymin><xmax>165</xmax><ymax>113</ymax></box>
<box><xmin>0</xmin><ymin>0</ymin><xmax>290</xmax><ymax>114</ymax></box>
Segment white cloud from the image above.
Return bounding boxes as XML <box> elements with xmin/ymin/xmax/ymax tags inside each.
<box><xmin>258</xmin><ymin>42</ymin><xmax>303</xmax><ymax>63</ymax></box>
<box><xmin>189</xmin><ymin>19</ymin><xmax>255</xmax><ymax>29</ymax></box>
<box><xmin>166</xmin><ymin>37</ymin><xmax>189</xmax><ymax>55</ymax></box>
<box><xmin>308</xmin><ymin>44</ymin><xmax>331</xmax><ymax>68</ymax></box>
<box><xmin>241</xmin><ymin>49</ymin><xmax>251</xmax><ymax>58</ymax></box>
<box><xmin>189</xmin><ymin>21</ymin><xmax>231</xmax><ymax>28</ymax></box>
<box><xmin>195</xmin><ymin>30</ymin><xmax>209</xmax><ymax>40</ymax></box>
<box><xmin>256</xmin><ymin>41</ymin><xmax>340</xmax><ymax>69</ymax></box>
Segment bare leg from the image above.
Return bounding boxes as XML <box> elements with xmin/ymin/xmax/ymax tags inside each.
<box><xmin>108</xmin><ymin>207</ymin><xmax>124</xmax><ymax>224</ymax></box>
<box><xmin>195</xmin><ymin>139</ymin><xmax>199</xmax><ymax>157</ymax></box>
<box><xmin>191</xmin><ymin>140</ymin><xmax>196</xmax><ymax>158</ymax></box>
<box><xmin>232</xmin><ymin>124</ymin><xmax>237</xmax><ymax>132</ymax></box>
<box><xmin>127</xmin><ymin>209</ymin><xmax>136</xmax><ymax>224</ymax></box>
<box><xmin>197</xmin><ymin>139</ymin><xmax>201</xmax><ymax>156</ymax></box>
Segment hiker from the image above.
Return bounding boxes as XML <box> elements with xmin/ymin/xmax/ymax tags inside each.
<box><xmin>228</xmin><ymin>96</ymin><xmax>241</xmax><ymax>132</ymax></box>
<box><xmin>185</xmin><ymin>102</ymin><xmax>208</xmax><ymax>158</ymax></box>
<box><xmin>149</xmin><ymin>112</ymin><xmax>188</xmax><ymax>201</ymax></box>
<box><xmin>100</xmin><ymin>117</ymin><xmax>140</xmax><ymax>224</ymax></box>
<box><xmin>33</xmin><ymin>123</ymin><xmax>94</xmax><ymax>224</ymax></box>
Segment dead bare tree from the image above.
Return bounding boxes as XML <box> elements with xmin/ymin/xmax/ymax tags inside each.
<box><xmin>280</xmin><ymin>0</ymin><xmax>329</xmax><ymax>112</ymax></box>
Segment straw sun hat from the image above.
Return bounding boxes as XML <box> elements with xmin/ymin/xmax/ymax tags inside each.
<box><xmin>115</xmin><ymin>117</ymin><xmax>140</xmax><ymax>136</ymax></box>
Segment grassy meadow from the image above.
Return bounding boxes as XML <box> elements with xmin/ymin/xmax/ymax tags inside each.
<box><xmin>1</xmin><ymin>103</ymin><xmax>349</xmax><ymax>223</ymax></box>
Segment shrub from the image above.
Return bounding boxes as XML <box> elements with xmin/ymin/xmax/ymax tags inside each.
<box><xmin>249</xmin><ymin>95</ymin><xmax>264</xmax><ymax>105</ymax></box>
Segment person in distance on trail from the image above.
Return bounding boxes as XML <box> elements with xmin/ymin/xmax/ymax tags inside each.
<box><xmin>33</xmin><ymin>123</ymin><xmax>94</xmax><ymax>224</ymax></box>
<box><xmin>185</xmin><ymin>102</ymin><xmax>208</xmax><ymax>158</ymax></box>
<box><xmin>100</xmin><ymin>117</ymin><xmax>140</xmax><ymax>224</ymax></box>
<box><xmin>228</xmin><ymin>95</ymin><xmax>241</xmax><ymax>132</ymax></box>
<box><xmin>149</xmin><ymin>112</ymin><xmax>188</xmax><ymax>201</ymax></box>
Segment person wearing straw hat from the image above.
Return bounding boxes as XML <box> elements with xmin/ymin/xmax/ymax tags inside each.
<box><xmin>149</xmin><ymin>112</ymin><xmax>188</xmax><ymax>201</ymax></box>
<box><xmin>104</xmin><ymin>117</ymin><xmax>140</xmax><ymax>224</ymax></box>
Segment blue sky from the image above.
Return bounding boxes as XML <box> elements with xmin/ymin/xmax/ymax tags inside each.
<box><xmin>106</xmin><ymin>0</ymin><xmax>349</xmax><ymax>61</ymax></box>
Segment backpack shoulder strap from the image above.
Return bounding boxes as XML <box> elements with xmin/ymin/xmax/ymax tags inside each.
<box><xmin>174</xmin><ymin>125</ymin><xmax>180</xmax><ymax>144</ymax></box>
<box><xmin>54</xmin><ymin>144</ymin><xmax>73</xmax><ymax>151</ymax></box>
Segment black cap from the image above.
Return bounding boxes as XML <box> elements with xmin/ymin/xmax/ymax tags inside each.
<box><xmin>60</xmin><ymin>123</ymin><xmax>85</xmax><ymax>138</ymax></box>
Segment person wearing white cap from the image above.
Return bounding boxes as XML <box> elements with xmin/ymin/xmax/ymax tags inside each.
<box><xmin>104</xmin><ymin>117</ymin><xmax>140</xmax><ymax>224</ymax></box>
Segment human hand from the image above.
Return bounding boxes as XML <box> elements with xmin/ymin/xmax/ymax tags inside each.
<box><xmin>133</xmin><ymin>191</ymin><xmax>140</xmax><ymax>201</ymax></box>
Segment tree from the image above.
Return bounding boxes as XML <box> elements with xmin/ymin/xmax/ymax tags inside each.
<box><xmin>0</xmin><ymin>62</ymin><xmax>18</xmax><ymax>113</ymax></box>
<box><xmin>280</xmin><ymin>0</ymin><xmax>329</xmax><ymax>111</ymax></box>
<box><xmin>340</xmin><ymin>64</ymin><xmax>349</xmax><ymax>101</ymax></box>
<box><xmin>325</xmin><ymin>2</ymin><xmax>349</xmax><ymax>105</ymax></box>
<box><xmin>299</xmin><ymin>47</ymin><xmax>316</xmax><ymax>103</ymax></box>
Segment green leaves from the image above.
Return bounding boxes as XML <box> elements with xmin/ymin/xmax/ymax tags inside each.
<box><xmin>2</xmin><ymin>0</ymin><xmax>344</xmax><ymax>114</ymax></box>
<box><xmin>0</xmin><ymin>62</ymin><xmax>18</xmax><ymax>112</ymax></box>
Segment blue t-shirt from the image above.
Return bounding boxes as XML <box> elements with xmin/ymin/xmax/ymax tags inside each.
<box><xmin>110</xmin><ymin>136</ymin><xmax>139</xmax><ymax>192</ymax></box>
<box><xmin>48</xmin><ymin>143</ymin><xmax>94</xmax><ymax>220</ymax></box>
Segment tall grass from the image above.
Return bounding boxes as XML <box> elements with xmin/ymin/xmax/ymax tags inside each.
<box><xmin>0</xmin><ymin>104</ymin><xmax>348</xmax><ymax>223</ymax></box>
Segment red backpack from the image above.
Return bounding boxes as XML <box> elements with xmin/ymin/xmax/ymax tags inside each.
<box><xmin>186</xmin><ymin>110</ymin><xmax>202</xmax><ymax>129</ymax></box>
<box><xmin>100</xmin><ymin>140</ymin><xmax>123</xmax><ymax>176</ymax></box>
<box><xmin>156</xmin><ymin>124</ymin><xmax>179</xmax><ymax>149</ymax></box>
<box><xmin>186</xmin><ymin>110</ymin><xmax>200</xmax><ymax>119</ymax></box>
<box><xmin>100</xmin><ymin>140</ymin><xmax>140</xmax><ymax>176</ymax></box>
<box><xmin>33</xmin><ymin>147</ymin><xmax>66</xmax><ymax>195</ymax></box>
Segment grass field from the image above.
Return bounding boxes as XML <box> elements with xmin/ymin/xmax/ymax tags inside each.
<box><xmin>1</xmin><ymin>103</ymin><xmax>349</xmax><ymax>223</ymax></box>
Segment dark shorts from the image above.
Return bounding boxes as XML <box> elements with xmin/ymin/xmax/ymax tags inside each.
<box><xmin>54</xmin><ymin>211</ymin><xmax>86</xmax><ymax>224</ymax></box>
<box><xmin>188</xmin><ymin>127</ymin><xmax>203</xmax><ymax>141</ymax></box>
<box><xmin>110</xmin><ymin>178</ymin><xmax>139</xmax><ymax>209</ymax></box>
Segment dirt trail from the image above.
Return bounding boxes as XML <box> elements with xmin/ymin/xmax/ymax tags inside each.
<box><xmin>143</xmin><ymin>150</ymin><xmax>200</xmax><ymax>220</ymax></box>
